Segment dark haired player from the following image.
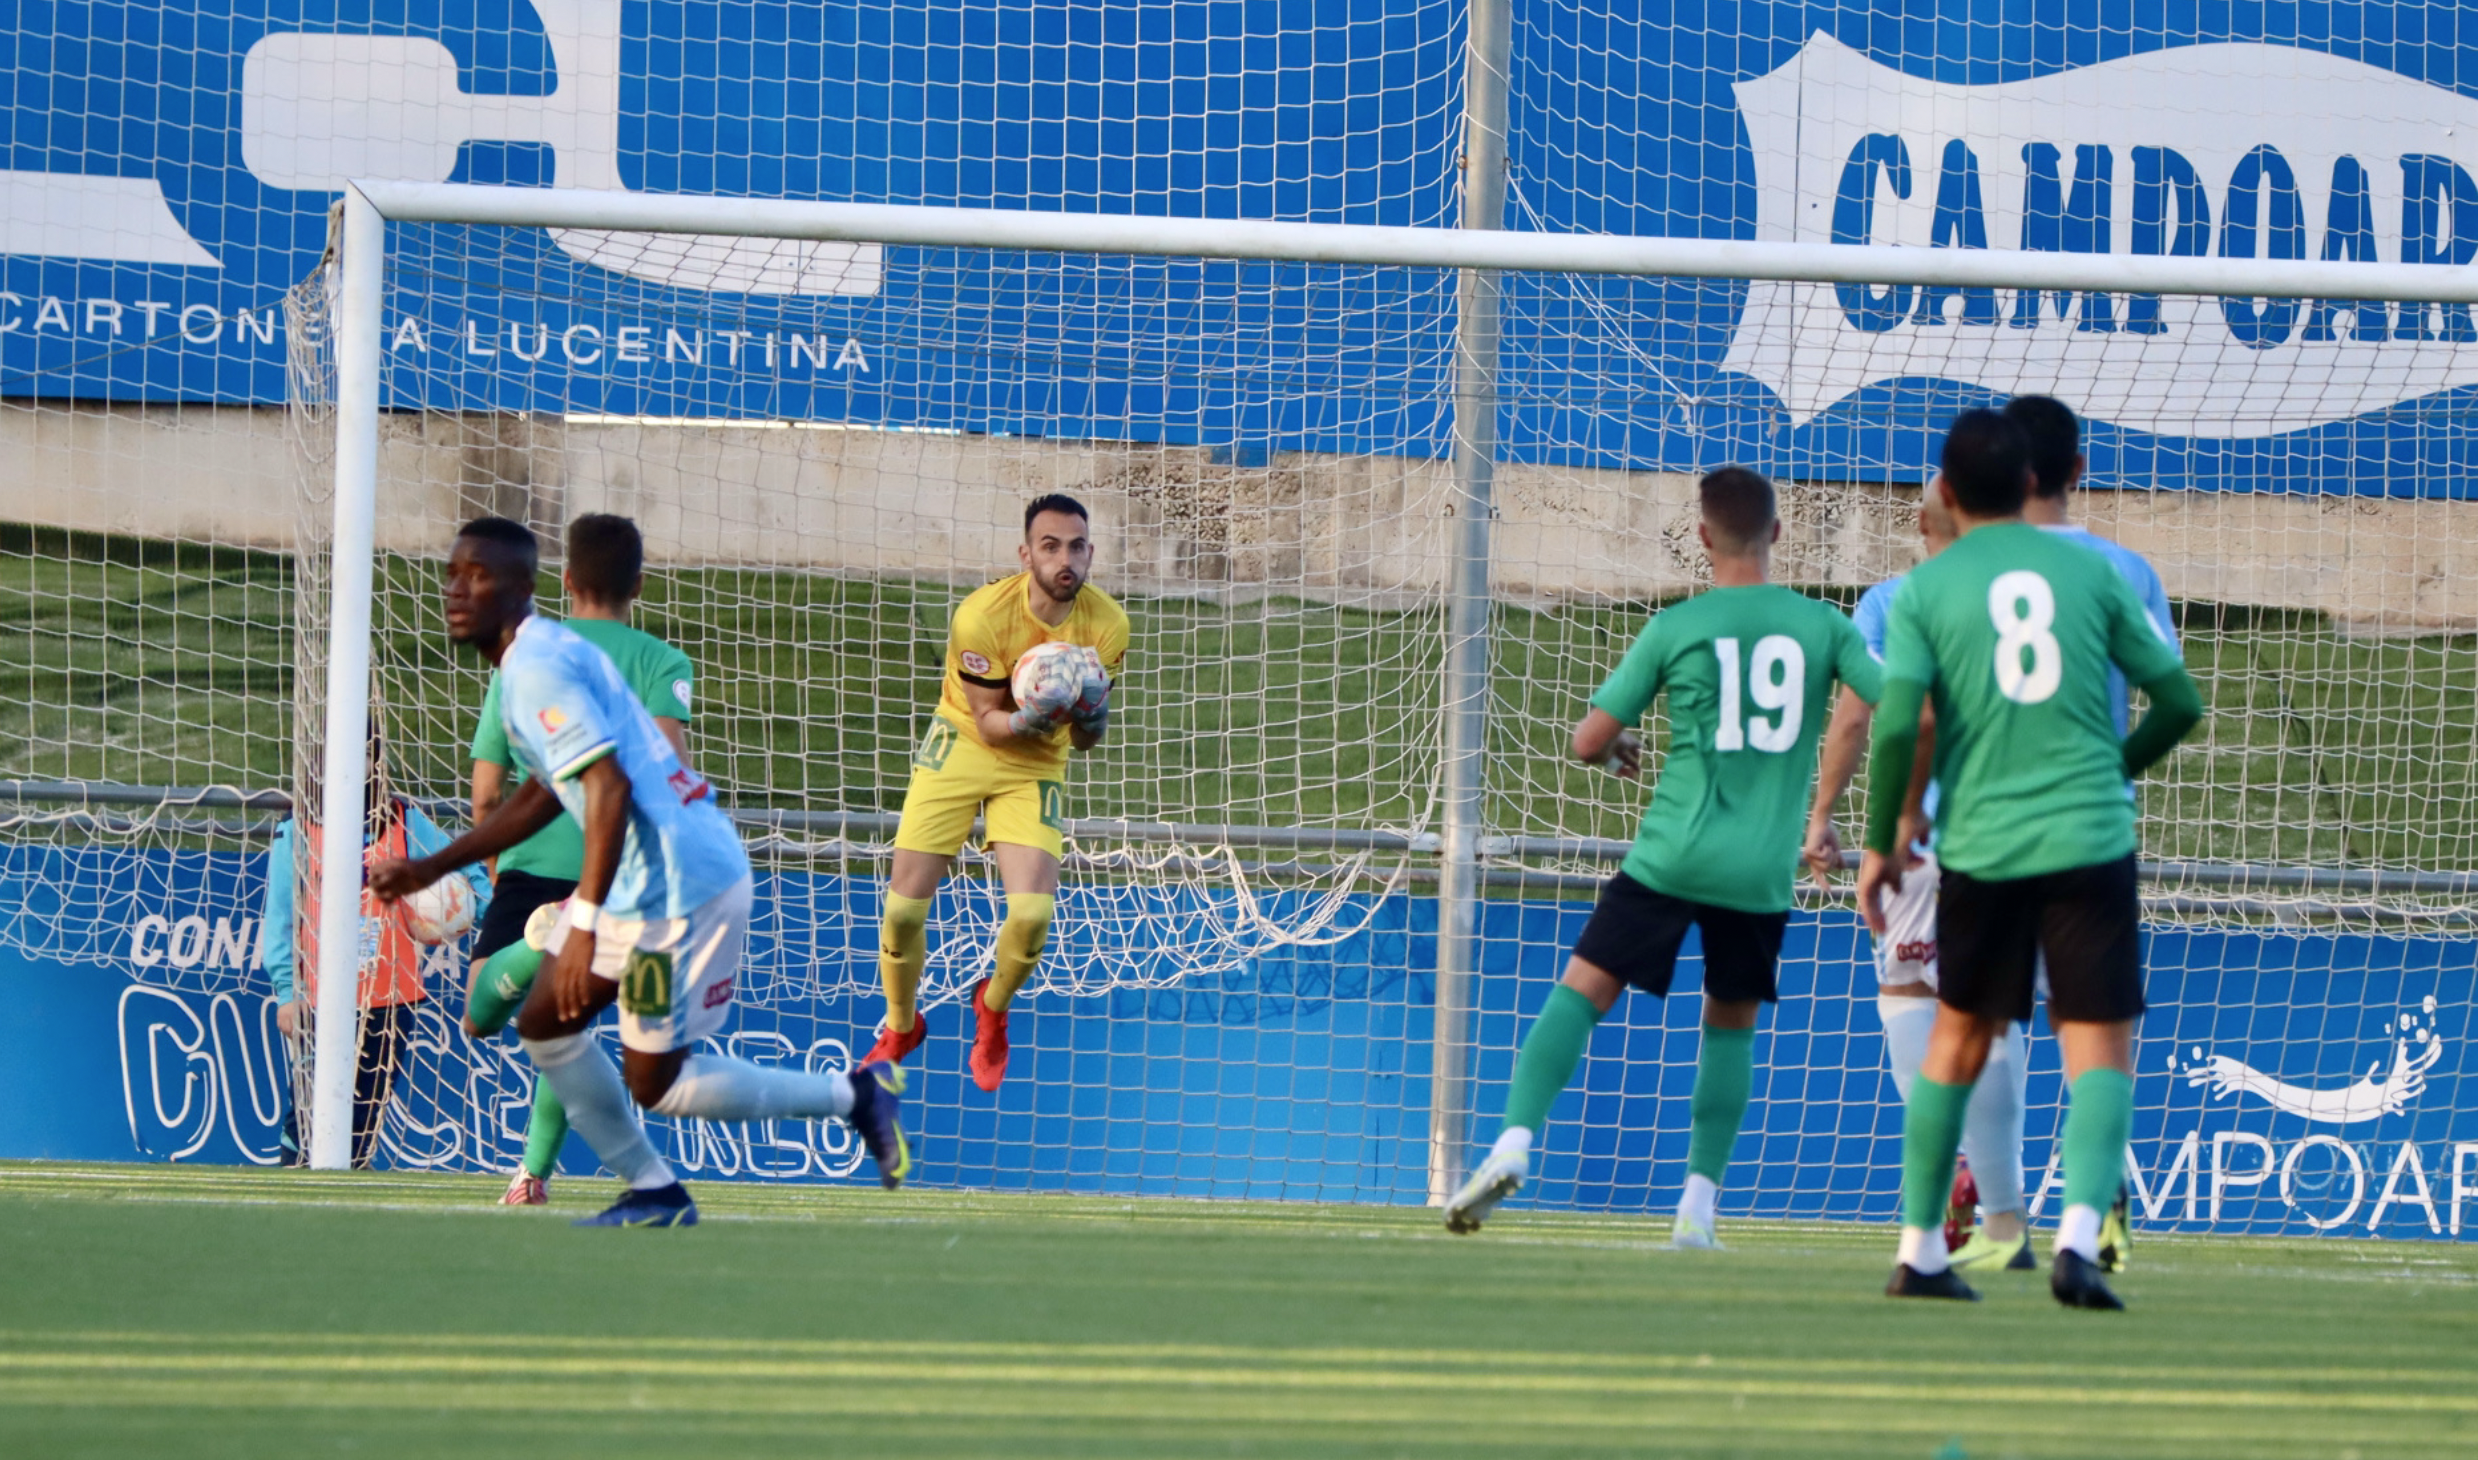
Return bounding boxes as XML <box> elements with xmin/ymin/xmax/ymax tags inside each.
<box><xmin>373</xmin><ymin>517</ymin><xmax>910</xmax><ymax>1226</ymax></box>
<box><xmin>1863</xmin><ymin>411</ymin><xmax>2201</xmax><ymax>1307</ymax></box>
<box><xmin>1445</xmin><ymin>467</ymin><xmax>1881</xmax><ymax>1249</ymax></box>
<box><xmin>863</xmin><ymin>494</ymin><xmax>1130</xmax><ymax>1092</ymax></box>
<box><xmin>464</xmin><ymin>513</ymin><xmax>699</xmax><ymax>1206</ymax></box>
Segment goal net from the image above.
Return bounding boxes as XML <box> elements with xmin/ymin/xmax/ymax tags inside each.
<box><xmin>236</xmin><ymin>179</ymin><xmax>2478</xmax><ymax>1233</ymax></box>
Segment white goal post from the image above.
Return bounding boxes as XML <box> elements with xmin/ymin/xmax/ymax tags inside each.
<box><xmin>306</xmin><ymin>177</ymin><xmax>2478</xmax><ymax>1180</ymax></box>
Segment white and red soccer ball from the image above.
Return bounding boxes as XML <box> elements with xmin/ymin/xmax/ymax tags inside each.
<box><xmin>399</xmin><ymin>875</ymin><xmax>476</xmax><ymax>945</ymax></box>
<box><xmin>1013</xmin><ymin>641</ymin><xmax>1106</xmax><ymax>720</ymax></box>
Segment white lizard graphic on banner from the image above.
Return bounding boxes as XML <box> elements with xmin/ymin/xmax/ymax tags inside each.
<box><xmin>1726</xmin><ymin>35</ymin><xmax>2478</xmax><ymax>436</ymax></box>
<box><xmin>2178</xmin><ymin>997</ymin><xmax>2444</xmax><ymax>1124</ymax></box>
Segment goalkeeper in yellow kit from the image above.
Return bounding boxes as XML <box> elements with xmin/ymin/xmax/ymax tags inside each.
<box><xmin>865</xmin><ymin>494</ymin><xmax>1129</xmax><ymax>1091</ymax></box>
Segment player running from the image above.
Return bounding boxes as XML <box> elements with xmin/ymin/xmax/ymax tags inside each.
<box><xmin>1863</xmin><ymin>411</ymin><xmax>2201</xmax><ymax>1308</ymax></box>
<box><xmin>863</xmin><ymin>494</ymin><xmax>1128</xmax><ymax>1092</ymax></box>
<box><xmin>373</xmin><ymin>517</ymin><xmax>910</xmax><ymax>1226</ymax></box>
<box><xmin>1445</xmin><ymin>467</ymin><xmax>1882</xmax><ymax>1249</ymax></box>
<box><xmin>463</xmin><ymin>513</ymin><xmax>698</xmax><ymax>1207</ymax></box>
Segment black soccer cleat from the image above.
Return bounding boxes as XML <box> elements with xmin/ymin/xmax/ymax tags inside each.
<box><xmin>2006</xmin><ymin>1239</ymin><xmax>2039</xmax><ymax>1271</ymax></box>
<box><xmin>1885</xmin><ymin>1264</ymin><xmax>1980</xmax><ymax>1301</ymax></box>
<box><xmin>575</xmin><ymin>1181</ymin><xmax>698</xmax><ymax>1228</ymax></box>
<box><xmin>2051</xmin><ymin>1248</ymin><xmax>2125</xmax><ymax>1311</ymax></box>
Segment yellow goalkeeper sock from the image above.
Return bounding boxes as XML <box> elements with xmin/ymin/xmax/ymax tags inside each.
<box><xmin>983</xmin><ymin>892</ymin><xmax>1054</xmax><ymax>1012</ymax></box>
<box><xmin>878</xmin><ymin>892</ymin><xmax>931</xmax><ymax>1032</ymax></box>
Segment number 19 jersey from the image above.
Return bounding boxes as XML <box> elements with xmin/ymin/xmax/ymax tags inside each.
<box><xmin>1881</xmin><ymin>522</ymin><xmax>2188</xmax><ymax>881</ymax></box>
<box><xmin>1592</xmin><ymin>585</ymin><xmax>1882</xmax><ymax>914</ymax></box>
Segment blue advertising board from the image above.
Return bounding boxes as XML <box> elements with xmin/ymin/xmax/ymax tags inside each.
<box><xmin>4</xmin><ymin>845</ymin><xmax>2471</xmax><ymax>1239</ymax></box>
<box><xmin>10</xmin><ymin>3</ymin><xmax>2478</xmax><ymax>491</ymax></box>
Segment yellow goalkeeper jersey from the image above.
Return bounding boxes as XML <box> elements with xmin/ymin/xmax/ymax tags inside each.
<box><xmin>936</xmin><ymin>570</ymin><xmax>1131</xmax><ymax>775</ymax></box>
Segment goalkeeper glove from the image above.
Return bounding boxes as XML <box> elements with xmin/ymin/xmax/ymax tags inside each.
<box><xmin>1007</xmin><ymin>703</ymin><xmax>1064</xmax><ymax>739</ymax></box>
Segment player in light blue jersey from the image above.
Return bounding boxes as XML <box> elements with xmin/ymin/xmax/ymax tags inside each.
<box><xmin>1810</xmin><ymin>494</ymin><xmax>2039</xmax><ymax>1273</ymax></box>
<box><xmin>372</xmin><ymin>518</ymin><xmax>910</xmax><ymax>1226</ymax></box>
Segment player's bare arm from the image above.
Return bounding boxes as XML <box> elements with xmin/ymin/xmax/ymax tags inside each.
<box><xmin>1804</xmin><ymin>684</ymin><xmax>1871</xmax><ymax>881</ymax></box>
<box><xmin>1571</xmin><ymin>706</ymin><xmax>1641</xmax><ymax>778</ymax></box>
<box><xmin>538</xmin><ymin>754</ymin><xmax>631</xmax><ymax>1027</ymax></box>
<box><xmin>371</xmin><ymin>778</ymin><xmax>562</xmax><ymax>900</ymax></box>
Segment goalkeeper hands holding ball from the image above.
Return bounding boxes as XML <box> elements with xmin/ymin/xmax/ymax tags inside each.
<box><xmin>1008</xmin><ymin>643</ymin><xmax>1112</xmax><ymax>742</ymax></box>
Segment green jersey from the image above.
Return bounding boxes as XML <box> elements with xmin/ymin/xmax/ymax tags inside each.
<box><xmin>471</xmin><ymin>617</ymin><xmax>695</xmax><ymax>880</ymax></box>
<box><xmin>1880</xmin><ymin>522</ymin><xmax>2187</xmax><ymax>880</ymax></box>
<box><xmin>1592</xmin><ymin>585</ymin><xmax>1882</xmax><ymax>913</ymax></box>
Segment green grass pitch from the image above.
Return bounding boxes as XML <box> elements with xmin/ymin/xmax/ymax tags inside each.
<box><xmin>2</xmin><ymin>1163</ymin><xmax>2472</xmax><ymax>1459</ymax></box>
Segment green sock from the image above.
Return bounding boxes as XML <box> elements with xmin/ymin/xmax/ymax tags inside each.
<box><xmin>1500</xmin><ymin>985</ymin><xmax>1605</xmax><ymax>1134</ymax></box>
<box><xmin>1685</xmin><ymin>1024</ymin><xmax>1757</xmax><ymax>1185</ymax></box>
<box><xmin>2061</xmin><ymin>1068</ymin><xmax>2135</xmax><ymax>1213</ymax></box>
<box><xmin>1900</xmin><ymin>1075</ymin><xmax>1974</xmax><ymax>1232</ymax></box>
<box><xmin>466</xmin><ymin>941</ymin><xmax>542</xmax><ymax>1036</ymax></box>
<box><xmin>521</xmin><ymin>1074</ymin><xmax>568</xmax><ymax>1180</ymax></box>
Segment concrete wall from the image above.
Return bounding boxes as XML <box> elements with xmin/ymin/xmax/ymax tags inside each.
<box><xmin>10</xmin><ymin>401</ymin><xmax>2477</xmax><ymax>628</ymax></box>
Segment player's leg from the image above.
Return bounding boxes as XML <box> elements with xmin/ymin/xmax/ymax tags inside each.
<box><xmin>1445</xmin><ymin>873</ymin><xmax>1685</xmax><ymax>1234</ymax></box>
<box><xmin>1871</xmin><ymin>848</ymin><xmax>1941</xmax><ymax>1102</ymax></box>
<box><xmin>957</xmin><ymin>776</ymin><xmax>1067</xmax><ymax>1091</ymax></box>
<box><xmin>1672</xmin><ymin>906</ymin><xmax>1785</xmax><ymax>1250</ymax></box>
<box><xmin>1951</xmin><ymin>1019</ymin><xmax>2033</xmax><ymax>1269</ymax></box>
<box><xmin>1887</xmin><ymin>864</ymin><xmax>2032</xmax><ymax>1300</ymax></box>
<box><xmin>2038</xmin><ymin>854</ymin><xmax>2144</xmax><ymax>1310</ymax></box>
<box><xmin>467</xmin><ymin>873</ymin><xmax>576</xmax><ymax>1205</ymax></box>
<box><xmin>873</xmin><ymin>717</ymin><xmax>985</xmax><ymax>1060</ymax></box>
<box><xmin>349</xmin><ymin>1000</ymin><xmax>414</xmax><ymax>1170</ymax></box>
<box><xmin>618</xmin><ymin>879</ymin><xmax>912</xmax><ymax>1191</ymax></box>
<box><xmin>512</xmin><ymin>921</ymin><xmax>688</xmax><ymax>1223</ymax></box>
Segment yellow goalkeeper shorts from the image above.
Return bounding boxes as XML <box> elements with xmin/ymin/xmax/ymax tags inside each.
<box><xmin>893</xmin><ymin>715</ymin><xmax>1067</xmax><ymax>859</ymax></box>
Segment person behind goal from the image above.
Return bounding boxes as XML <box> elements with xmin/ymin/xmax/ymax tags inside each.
<box><xmin>373</xmin><ymin>517</ymin><xmax>911</xmax><ymax>1226</ymax></box>
<box><xmin>1445</xmin><ymin>467</ymin><xmax>1881</xmax><ymax>1249</ymax></box>
<box><xmin>1863</xmin><ymin>411</ymin><xmax>2201</xmax><ymax>1308</ymax></box>
<box><xmin>864</xmin><ymin>494</ymin><xmax>1128</xmax><ymax>1092</ymax></box>
<box><xmin>463</xmin><ymin>513</ymin><xmax>699</xmax><ymax>1207</ymax></box>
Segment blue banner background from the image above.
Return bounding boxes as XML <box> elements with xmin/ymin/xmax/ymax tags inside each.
<box><xmin>6</xmin><ymin>846</ymin><xmax>2472</xmax><ymax>1239</ymax></box>
<box><xmin>10</xmin><ymin>2</ymin><xmax>2478</xmax><ymax>492</ymax></box>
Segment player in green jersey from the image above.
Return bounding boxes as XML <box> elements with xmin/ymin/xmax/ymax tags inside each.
<box><xmin>463</xmin><ymin>513</ymin><xmax>698</xmax><ymax>1206</ymax></box>
<box><xmin>1445</xmin><ymin>468</ymin><xmax>1882</xmax><ymax>1248</ymax></box>
<box><xmin>1860</xmin><ymin>410</ymin><xmax>2203</xmax><ymax>1309</ymax></box>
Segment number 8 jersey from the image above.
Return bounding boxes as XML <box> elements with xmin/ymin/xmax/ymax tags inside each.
<box><xmin>1592</xmin><ymin>585</ymin><xmax>1881</xmax><ymax>913</ymax></box>
<box><xmin>1880</xmin><ymin>522</ymin><xmax>2187</xmax><ymax>881</ymax></box>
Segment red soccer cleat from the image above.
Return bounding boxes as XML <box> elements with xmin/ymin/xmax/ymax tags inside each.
<box><xmin>1945</xmin><ymin>1156</ymin><xmax>1979</xmax><ymax>1255</ymax></box>
<box><xmin>966</xmin><ymin>978</ymin><xmax>1010</xmax><ymax>1092</ymax></box>
<box><xmin>863</xmin><ymin>1012</ymin><xmax>929</xmax><ymax>1066</ymax></box>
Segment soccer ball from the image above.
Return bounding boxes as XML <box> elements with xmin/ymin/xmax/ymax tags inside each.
<box><xmin>1011</xmin><ymin>640</ymin><xmax>1090</xmax><ymax>718</ymax></box>
<box><xmin>399</xmin><ymin>875</ymin><xmax>476</xmax><ymax>945</ymax></box>
<box><xmin>523</xmin><ymin>899</ymin><xmax>565</xmax><ymax>951</ymax></box>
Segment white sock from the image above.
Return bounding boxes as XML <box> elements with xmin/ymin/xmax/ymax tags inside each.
<box><xmin>1679</xmin><ymin>1172</ymin><xmax>1718</xmax><ymax>1229</ymax></box>
<box><xmin>1876</xmin><ymin>995</ymin><xmax>1937</xmax><ymax>1102</ymax></box>
<box><xmin>1897</xmin><ymin>1224</ymin><xmax>1949</xmax><ymax>1275</ymax></box>
<box><xmin>1488</xmin><ymin>1126</ymin><xmax>1534</xmax><ymax>1168</ymax></box>
<box><xmin>649</xmin><ymin>1054</ymin><xmax>855</xmax><ymax>1121</ymax></box>
<box><xmin>2056</xmin><ymin>1203</ymin><xmax>2102</xmax><ymax>1261</ymax></box>
<box><xmin>523</xmin><ymin>1032</ymin><xmax>677</xmax><ymax>1191</ymax></box>
<box><xmin>1962</xmin><ymin>1021</ymin><xmax>2030</xmax><ymax>1217</ymax></box>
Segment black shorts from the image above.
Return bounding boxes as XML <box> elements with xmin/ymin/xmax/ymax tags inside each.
<box><xmin>1571</xmin><ymin>871</ymin><xmax>1788</xmax><ymax>1003</ymax></box>
<box><xmin>1938</xmin><ymin>853</ymin><xmax>2145</xmax><ymax>1024</ymax></box>
<box><xmin>470</xmin><ymin>869</ymin><xmax>578</xmax><ymax>960</ymax></box>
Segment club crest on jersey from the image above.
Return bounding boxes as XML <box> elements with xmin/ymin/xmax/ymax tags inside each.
<box><xmin>960</xmin><ymin>651</ymin><xmax>991</xmax><ymax>675</ymax></box>
<box><xmin>672</xmin><ymin>679</ymin><xmax>692</xmax><ymax>712</ymax></box>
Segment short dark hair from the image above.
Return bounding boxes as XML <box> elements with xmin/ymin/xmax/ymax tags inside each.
<box><xmin>456</xmin><ymin>516</ymin><xmax>539</xmax><ymax>577</ymax></box>
<box><xmin>1939</xmin><ymin>409</ymin><xmax>2034</xmax><ymax>517</ymax></box>
<box><xmin>1024</xmin><ymin>493</ymin><xmax>1090</xmax><ymax>536</ymax></box>
<box><xmin>1698</xmin><ymin>466</ymin><xmax>1777</xmax><ymax>553</ymax></box>
<box><xmin>2003</xmin><ymin>394</ymin><xmax>2081</xmax><ymax>499</ymax></box>
<box><xmin>566</xmin><ymin>513</ymin><xmax>646</xmax><ymax>604</ymax></box>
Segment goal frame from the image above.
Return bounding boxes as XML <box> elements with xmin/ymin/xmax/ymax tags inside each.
<box><xmin>309</xmin><ymin>176</ymin><xmax>2478</xmax><ymax>1177</ymax></box>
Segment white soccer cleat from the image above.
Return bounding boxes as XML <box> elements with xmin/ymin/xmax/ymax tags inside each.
<box><xmin>1443</xmin><ymin>1150</ymin><xmax>1528</xmax><ymax>1234</ymax></box>
<box><xmin>1668</xmin><ymin>1212</ymin><xmax>1725</xmax><ymax>1251</ymax></box>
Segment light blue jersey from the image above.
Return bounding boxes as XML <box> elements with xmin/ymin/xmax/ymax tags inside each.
<box><xmin>496</xmin><ymin>616</ymin><xmax>749</xmax><ymax>921</ymax></box>
<box><xmin>2040</xmin><ymin>524</ymin><xmax>2179</xmax><ymax>735</ymax></box>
